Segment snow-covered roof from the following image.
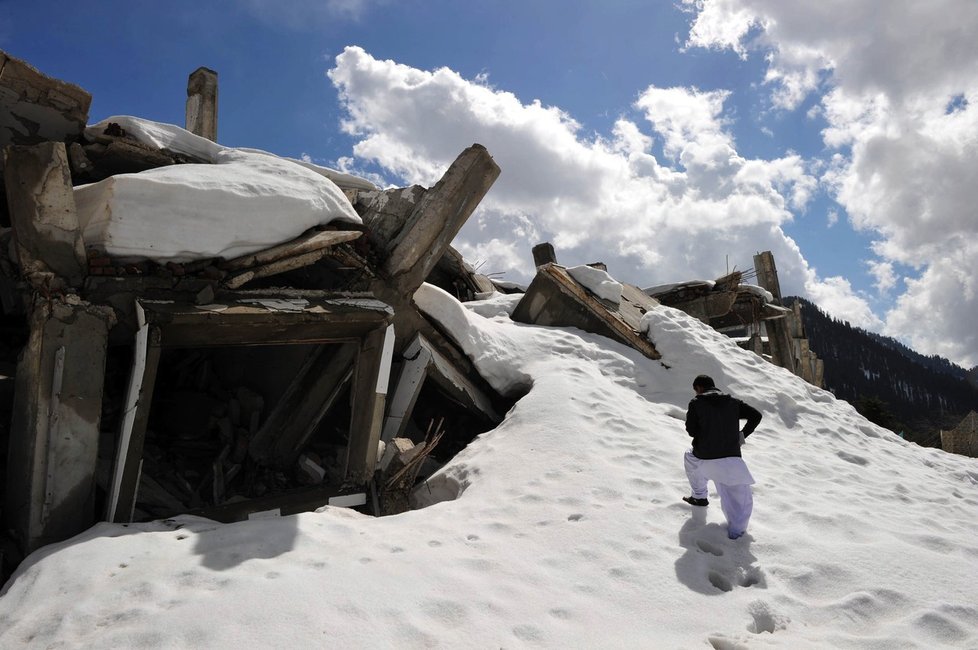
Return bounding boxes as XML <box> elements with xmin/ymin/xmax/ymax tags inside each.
<box><xmin>75</xmin><ymin>117</ymin><xmax>369</xmax><ymax>262</ymax></box>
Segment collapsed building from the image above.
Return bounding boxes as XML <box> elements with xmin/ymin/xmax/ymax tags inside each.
<box><xmin>0</xmin><ymin>52</ymin><xmax>819</xmax><ymax>580</ymax></box>
<box><xmin>0</xmin><ymin>54</ymin><xmax>518</xmax><ymax>574</ymax></box>
<box><xmin>643</xmin><ymin>252</ymin><xmax>823</xmax><ymax>388</ymax></box>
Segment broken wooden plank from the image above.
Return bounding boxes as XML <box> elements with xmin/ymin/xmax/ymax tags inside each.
<box><xmin>221</xmin><ymin>229</ymin><xmax>363</xmax><ymax>272</ymax></box>
<box><xmin>381</xmin><ymin>335</ymin><xmax>433</xmax><ymax>443</ymax></box>
<box><xmin>107</xmin><ymin>308</ymin><xmax>162</xmax><ymax>523</ymax></box>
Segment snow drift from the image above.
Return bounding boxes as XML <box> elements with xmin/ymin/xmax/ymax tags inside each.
<box><xmin>2</xmin><ymin>278</ymin><xmax>976</xmax><ymax>648</ymax></box>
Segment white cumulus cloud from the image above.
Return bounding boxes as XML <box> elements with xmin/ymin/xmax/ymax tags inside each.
<box><xmin>328</xmin><ymin>46</ymin><xmax>827</xmax><ymax>308</ymax></box>
<box><xmin>684</xmin><ymin>0</ymin><xmax>978</xmax><ymax>366</ymax></box>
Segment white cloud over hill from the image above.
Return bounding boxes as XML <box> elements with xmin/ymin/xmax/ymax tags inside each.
<box><xmin>328</xmin><ymin>46</ymin><xmax>877</xmax><ymax>332</ymax></box>
<box><xmin>685</xmin><ymin>0</ymin><xmax>978</xmax><ymax>365</ymax></box>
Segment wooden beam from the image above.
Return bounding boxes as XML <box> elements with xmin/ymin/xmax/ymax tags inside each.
<box><xmin>223</xmin><ymin>248</ymin><xmax>334</xmax><ymax>289</ymax></box>
<box><xmin>138</xmin><ymin>294</ymin><xmax>392</xmax><ymax>348</ymax></box>
<box><xmin>221</xmin><ymin>229</ymin><xmax>362</xmax><ymax>272</ymax></box>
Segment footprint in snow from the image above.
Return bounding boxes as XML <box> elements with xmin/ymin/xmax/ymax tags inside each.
<box><xmin>696</xmin><ymin>539</ymin><xmax>724</xmax><ymax>556</ymax></box>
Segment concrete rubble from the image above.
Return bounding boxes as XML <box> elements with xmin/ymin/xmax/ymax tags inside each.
<box><xmin>0</xmin><ymin>49</ymin><xmax>822</xmax><ymax>580</ymax></box>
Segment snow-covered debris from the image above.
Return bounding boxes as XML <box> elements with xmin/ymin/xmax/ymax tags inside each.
<box><xmin>740</xmin><ymin>283</ymin><xmax>775</xmax><ymax>303</ymax></box>
<box><xmin>566</xmin><ymin>264</ymin><xmax>623</xmax><ymax>305</ymax></box>
<box><xmin>86</xmin><ymin>116</ymin><xmax>223</xmax><ymax>162</ymax></box>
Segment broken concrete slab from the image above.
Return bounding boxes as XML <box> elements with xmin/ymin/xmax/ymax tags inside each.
<box><xmin>0</xmin><ymin>50</ymin><xmax>91</xmax><ymax>150</ymax></box>
<box><xmin>4</xmin><ymin>141</ymin><xmax>87</xmax><ymax>286</ymax></box>
<box><xmin>512</xmin><ymin>263</ymin><xmax>661</xmax><ymax>360</ymax></box>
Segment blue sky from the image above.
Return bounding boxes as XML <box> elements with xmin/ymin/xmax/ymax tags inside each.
<box><xmin>3</xmin><ymin>1</ymin><xmax>977</xmax><ymax>368</ymax></box>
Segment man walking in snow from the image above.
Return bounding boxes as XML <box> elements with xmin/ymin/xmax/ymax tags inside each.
<box><xmin>682</xmin><ymin>374</ymin><xmax>762</xmax><ymax>540</ymax></box>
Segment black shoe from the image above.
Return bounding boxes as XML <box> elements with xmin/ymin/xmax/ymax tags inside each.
<box><xmin>682</xmin><ymin>496</ymin><xmax>709</xmax><ymax>507</ymax></box>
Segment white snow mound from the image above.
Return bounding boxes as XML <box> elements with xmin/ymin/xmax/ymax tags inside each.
<box><xmin>567</xmin><ymin>264</ymin><xmax>623</xmax><ymax>304</ymax></box>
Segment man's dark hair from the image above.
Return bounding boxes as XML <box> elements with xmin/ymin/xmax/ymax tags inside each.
<box><xmin>692</xmin><ymin>374</ymin><xmax>716</xmax><ymax>390</ymax></box>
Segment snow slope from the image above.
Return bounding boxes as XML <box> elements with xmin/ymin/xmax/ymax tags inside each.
<box><xmin>1</xmin><ymin>284</ymin><xmax>977</xmax><ymax>648</ymax></box>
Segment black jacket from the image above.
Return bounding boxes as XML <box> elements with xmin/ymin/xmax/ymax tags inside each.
<box><xmin>685</xmin><ymin>388</ymin><xmax>762</xmax><ymax>459</ymax></box>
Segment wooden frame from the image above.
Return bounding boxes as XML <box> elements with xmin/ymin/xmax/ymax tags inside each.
<box><xmin>106</xmin><ymin>292</ymin><xmax>393</xmax><ymax>523</ymax></box>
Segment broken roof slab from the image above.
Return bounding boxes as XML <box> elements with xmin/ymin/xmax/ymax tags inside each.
<box><xmin>511</xmin><ymin>263</ymin><xmax>661</xmax><ymax>360</ymax></box>
<box><xmin>0</xmin><ymin>49</ymin><xmax>91</xmax><ymax>151</ymax></box>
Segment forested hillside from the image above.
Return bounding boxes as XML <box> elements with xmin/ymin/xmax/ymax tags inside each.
<box><xmin>787</xmin><ymin>297</ymin><xmax>978</xmax><ymax>447</ymax></box>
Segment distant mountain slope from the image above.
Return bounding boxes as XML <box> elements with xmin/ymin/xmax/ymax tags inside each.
<box><xmin>786</xmin><ymin>297</ymin><xmax>978</xmax><ymax>447</ymax></box>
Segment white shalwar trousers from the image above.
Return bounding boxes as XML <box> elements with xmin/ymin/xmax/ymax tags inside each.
<box><xmin>684</xmin><ymin>449</ymin><xmax>755</xmax><ymax>538</ymax></box>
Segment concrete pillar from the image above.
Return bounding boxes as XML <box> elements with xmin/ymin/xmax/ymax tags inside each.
<box><xmin>754</xmin><ymin>251</ymin><xmax>796</xmax><ymax>375</ymax></box>
<box><xmin>186</xmin><ymin>67</ymin><xmax>218</xmax><ymax>142</ymax></box>
<box><xmin>384</xmin><ymin>144</ymin><xmax>500</xmax><ymax>292</ymax></box>
<box><xmin>381</xmin><ymin>336</ymin><xmax>432</xmax><ymax>444</ymax></box>
<box><xmin>345</xmin><ymin>324</ymin><xmax>395</xmax><ymax>484</ymax></box>
<box><xmin>4</xmin><ymin>142</ymin><xmax>88</xmax><ymax>287</ymax></box>
<box><xmin>4</xmin><ymin>296</ymin><xmax>112</xmax><ymax>553</ymax></box>
<box><xmin>532</xmin><ymin>242</ymin><xmax>557</xmax><ymax>268</ymax></box>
